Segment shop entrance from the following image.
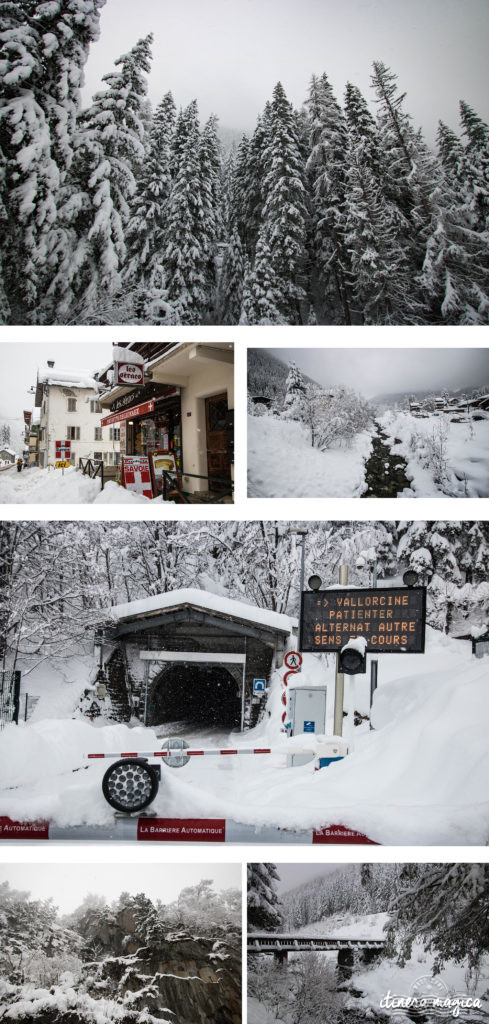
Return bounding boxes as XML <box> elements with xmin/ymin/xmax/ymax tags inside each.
<box><xmin>147</xmin><ymin>663</ymin><xmax>242</xmax><ymax>730</ymax></box>
<box><xmin>205</xmin><ymin>393</ymin><xmax>231</xmax><ymax>491</ymax></box>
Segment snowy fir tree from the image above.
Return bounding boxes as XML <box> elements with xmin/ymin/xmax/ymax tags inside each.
<box><xmin>0</xmin><ymin>0</ymin><xmax>105</xmax><ymax>323</ymax></box>
<box><xmin>391</xmin><ymin>864</ymin><xmax>489</xmax><ymax>974</ymax></box>
<box><xmin>247</xmin><ymin>863</ymin><xmax>283</xmax><ymax>932</ymax></box>
<box><xmin>282</xmin><ymin>362</ymin><xmax>309</xmax><ymax>421</ymax></box>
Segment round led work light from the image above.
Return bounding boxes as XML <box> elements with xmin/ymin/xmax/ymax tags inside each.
<box><xmin>308</xmin><ymin>574</ymin><xmax>322</xmax><ymax>591</ymax></box>
<box><xmin>338</xmin><ymin>647</ymin><xmax>367</xmax><ymax>675</ymax></box>
<box><xmin>102</xmin><ymin>758</ymin><xmax>160</xmax><ymax>813</ymax></box>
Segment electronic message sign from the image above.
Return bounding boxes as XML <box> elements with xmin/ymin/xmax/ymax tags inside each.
<box><xmin>300</xmin><ymin>587</ymin><xmax>426</xmax><ymax>654</ymax></box>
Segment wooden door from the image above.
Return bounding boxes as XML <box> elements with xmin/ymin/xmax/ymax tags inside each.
<box><xmin>205</xmin><ymin>394</ymin><xmax>231</xmax><ymax>490</ymax></box>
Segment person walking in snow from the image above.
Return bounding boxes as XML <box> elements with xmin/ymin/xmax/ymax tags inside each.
<box><xmin>16</xmin><ymin>458</ymin><xmax>23</xmax><ymax>473</ymax></box>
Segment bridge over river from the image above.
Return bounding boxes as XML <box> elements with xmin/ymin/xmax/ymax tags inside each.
<box><xmin>248</xmin><ymin>933</ymin><xmax>386</xmax><ymax>966</ymax></box>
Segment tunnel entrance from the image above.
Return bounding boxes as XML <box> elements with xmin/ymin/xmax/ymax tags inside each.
<box><xmin>147</xmin><ymin>662</ymin><xmax>242</xmax><ymax>729</ymax></box>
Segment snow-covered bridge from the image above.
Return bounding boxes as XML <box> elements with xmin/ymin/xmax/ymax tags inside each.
<box><xmin>248</xmin><ymin>933</ymin><xmax>386</xmax><ymax>965</ymax></box>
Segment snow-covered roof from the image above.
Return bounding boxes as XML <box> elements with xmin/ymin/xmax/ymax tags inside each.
<box><xmin>35</xmin><ymin>367</ymin><xmax>101</xmax><ymax>407</ymax></box>
<box><xmin>109</xmin><ymin>588</ymin><xmax>294</xmax><ymax>635</ymax></box>
<box><xmin>0</xmin><ymin>447</ymin><xmax>16</xmax><ymax>456</ymax></box>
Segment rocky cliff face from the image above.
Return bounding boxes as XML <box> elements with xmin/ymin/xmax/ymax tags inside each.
<box><xmin>80</xmin><ymin>910</ymin><xmax>241</xmax><ymax>1024</ymax></box>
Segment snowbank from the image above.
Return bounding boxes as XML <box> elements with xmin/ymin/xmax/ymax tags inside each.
<box><xmin>1</xmin><ymin>629</ymin><xmax>488</xmax><ymax>843</ymax></box>
<box><xmin>247</xmin><ymin>414</ymin><xmax>372</xmax><ymax>498</ymax></box>
<box><xmin>380</xmin><ymin>410</ymin><xmax>489</xmax><ymax>497</ymax></box>
<box><xmin>0</xmin><ymin>467</ymin><xmax>159</xmax><ymax>504</ymax></box>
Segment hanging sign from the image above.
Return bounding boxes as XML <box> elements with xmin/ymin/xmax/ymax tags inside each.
<box><xmin>120</xmin><ymin>455</ymin><xmax>154</xmax><ymax>499</ymax></box>
<box><xmin>300</xmin><ymin>587</ymin><xmax>426</xmax><ymax>653</ymax></box>
<box><xmin>114</xmin><ymin>362</ymin><xmax>144</xmax><ymax>387</ymax></box>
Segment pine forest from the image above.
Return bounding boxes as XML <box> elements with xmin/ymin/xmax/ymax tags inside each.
<box><xmin>1</xmin><ymin>1</ymin><xmax>489</xmax><ymax>326</ymax></box>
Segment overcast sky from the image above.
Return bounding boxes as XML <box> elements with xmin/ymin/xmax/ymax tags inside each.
<box><xmin>263</xmin><ymin>348</ymin><xmax>489</xmax><ymax>400</ymax></box>
<box><xmin>273</xmin><ymin>863</ymin><xmax>351</xmax><ymax>894</ymax></box>
<box><xmin>81</xmin><ymin>0</ymin><xmax>489</xmax><ymax>144</ymax></box>
<box><xmin>0</xmin><ymin>342</ymin><xmax>113</xmax><ymax>422</ymax></box>
<box><xmin>0</xmin><ymin>863</ymin><xmax>240</xmax><ymax>915</ymax></box>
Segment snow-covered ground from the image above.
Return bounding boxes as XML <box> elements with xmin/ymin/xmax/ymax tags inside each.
<box><xmin>381</xmin><ymin>410</ymin><xmax>489</xmax><ymax>497</ymax></box>
<box><xmin>1</xmin><ymin>627</ymin><xmax>488</xmax><ymax>844</ymax></box>
<box><xmin>0</xmin><ymin>465</ymin><xmax>160</xmax><ymax>504</ymax></box>
<box><xmin>248</xmin><ymin>414</ymin><xmax>372</xmax><ymax>498</ymax></box>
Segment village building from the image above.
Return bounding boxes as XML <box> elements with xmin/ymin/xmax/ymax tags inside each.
<box><xmin>0</xmin><ymin>447</ymin><xmax>16</xmax><ymax>464</ymax></box>
<box><xmin>34</xmin><ymin>362</ymin><xmax>120</xmax><ymax>469</ymax></box>
<box><xmin>91</xmin><ymin>588</ymin><xmax>291</xmax><ymax>731</ymax></box>
<box><xmin>96</xmin><ymin>342</ymin><xmax>234</xmax><ymax>502</ymax></box>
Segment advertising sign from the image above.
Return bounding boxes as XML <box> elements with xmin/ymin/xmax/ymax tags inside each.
<box><xmin>120</xmin><ymin>455</ymin><xmax>153</xmax><ymax>499</ymax></box>
<box><xmin>115</xmin><ymin>361</ymin><xmax>144</xmax><ymax>387</ymax></box>
<box><xmin>55</xmin><ymin>440</ymin><xmax>71</xmax><ymax>456</ymax></box>
<box><xmin>23</xmin><ymin>410</ymin><xmax>32</xmax><ymax>428</ymax></box>
<box><xmin>149</xmin><ymin>449</ymin><xmax>179</xmax><ymax>496</ymax></box>
<box><xmin>300</xmin><ymin>587</ymin><xmax>426</xmax><ymax>653</ymax></box>
<box><xmin>55</xmin><ymin>460</ymin><xmax>71</xmax><ymax>469</ymax></box>
<box><xmin>101</xmin><ymin>400</ymin><xmax>155</xmax><ymax>428</ymax></box>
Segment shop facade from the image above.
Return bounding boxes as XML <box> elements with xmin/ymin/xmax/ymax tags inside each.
<box><xmin>98</xmin><ymin>343</ymin><xmax>234</xmax><ymax>501</ymax></box>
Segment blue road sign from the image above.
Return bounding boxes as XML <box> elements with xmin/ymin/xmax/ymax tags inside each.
<box><xmin>253</xmin><ymin>678</ymin><xmax>267</xmax><ymax>694</ymax></box>
<box><xmin>303</xmin><ymin>720</ymin><xmax>315</xmax><ymax>732</ymax></box>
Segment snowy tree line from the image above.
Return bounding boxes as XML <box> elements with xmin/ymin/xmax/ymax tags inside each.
<box><xmin>1</xmin><ymin>2</ymin><xmax>488</xmax><ymax>325</ymax></box>
<box><xmin>0</xmin><ymin>878</ymin><xmax>240</xmax><ymax>1023</ymax></box>
<box><xmin>1</xmin><ymin>520</ymin><xmax>488</xmax><ymax>674</ymax></box>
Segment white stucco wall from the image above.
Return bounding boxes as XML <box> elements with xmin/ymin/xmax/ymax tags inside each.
<box><xmin>180</xmin><ymin>361</ymin><xmax>234</xmax><ymax>491</ymax></box>
<box><xmin>38</xmin><ymin>386</ymin><xmax>120</xmax><ymax>468</ymax></box>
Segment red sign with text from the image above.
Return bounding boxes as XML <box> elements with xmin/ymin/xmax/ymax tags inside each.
<box><xmin>138</xmin><ymin>818</ymin><xmax>226</xmax><ymax>842</ymax></box>
<box><xmin>0</xmin><ymin>817</ymin><xmax>49</xmax><ymax>839</ymax></box>
<box><xmin>312</xmin><ymin>824</ymin><xmax>378</xmax><ymax>845</ymax></box>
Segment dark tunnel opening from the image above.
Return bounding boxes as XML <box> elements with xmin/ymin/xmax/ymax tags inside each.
<box><xmin>147</xmin><ymin>663</ymin><xmax>242</xmax><ymax>729</ymax></box>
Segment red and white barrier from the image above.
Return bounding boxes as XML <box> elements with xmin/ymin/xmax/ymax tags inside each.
<box><xmin>87</xmin><ymin>747</ymin><xmax>312</xmax><ymax>759</ymax></box>
<box><xmin>0</xmin><ymin>815</ymin><xmax>378</xmax><ymax>844</ymax></box>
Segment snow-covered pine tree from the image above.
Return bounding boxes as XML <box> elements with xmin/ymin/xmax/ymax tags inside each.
<box><xmin>218</xmin><ymin>223</ymin><xmax>245</xmax><ymax>324</ymax></box>
<box><xmin>305</xmin><ymin>73</ymin><xmax>352</xmax><ymax>324</ymax></box>
<box><xmin>459</xmin><ymin>100</ymin><xmax>489</xmax><ymax>236</ymax></box>
<box><xmin>0</xmin><ymin>0</ymin><xmax>105</xmax><ymax>323</ymax></box>
<box><xmin>343</xmin><ymin>82</ymin><xmax>419</xmax><ymax>324</ymax></box>
<box><xmin>372</xmin><ymin>62</ymin><xmax>489</xmax><ymax>324</ymax></box>
<box><xmin>163</xmin><ymin>100</ymin><xmax>209</xmax><ymax>324</ymax></box>
<box><xmin>123</xmin><ymin>91</ymin><xmax>176</xmax><ymax>304</ymax></box>
<box><xmin>251</xmin><ymin>82</ymin><xmax>309</xmax><ymax>324</ymax></box>
<box><xmin>247</xmin><ymin>863</ymin><xmax>283</xmax><ymax>932</ymax></box>
<box><xmin>49</xmin><ymin>34</ymin><xmax>153</xmax><ymax>322</ymax></box>
<box><xmin>282</xmin><ymin>361</ymin><xmax>309</xmax><ymax>421</ymax></box>
<box><xmin>198</xmin><ymin>113</ymin><xmax>222</xmax><ymax>314</ymax></box>
<box><xmin>392</xmin><ymin>863</ymin><xmax>489</xmax><ymax>974</ymax></box>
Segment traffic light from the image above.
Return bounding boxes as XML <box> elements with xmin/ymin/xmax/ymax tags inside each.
<box><xmin>338</xmin><ymin>644</ymin><xmax>367</xmax><ymax>675</ymax></box>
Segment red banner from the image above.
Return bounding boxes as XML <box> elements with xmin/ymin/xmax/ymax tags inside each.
<box><xmin>0</xmin><ymin>817</ymin><xmax>49</xmax><ymax>839</ymax></box>
<box><xmin>312</xmin><ymin>824</ymin><xmax>378</xmax><ymax>845</ymax></box>
<box><xmin>101</xmin><ymin>399</ymin><xmax>155</xmax><ymax>427</ymax></box>
<box><xmin>138</xmin><ymin>818</ymin><xmax>226</xmax><ymax>842</ymax></box>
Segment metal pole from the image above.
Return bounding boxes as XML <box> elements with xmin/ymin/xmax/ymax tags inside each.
<box><xmin>333</xmin><ymin>564</ymin><xmax>348</xmax><ymax>735</ymax></box>
<box><xmin>296</xmin><ymin>531</ymin><xmax>307</xmax><ymax>656</ymax></box>
<box><xmin>240</xmin><ymin>638</ymin><xmax>247</xmax><ymax>733</ymax></box>
<box><xmin>370</xmin><ymin>660</ymin><xmax>378</xmax><ymax>729</ymax></box>
<box><xmin>370</xmin><ymin>558</ymin><xmax>378</xmax><ymax>728</ymax></box>
<box><xmin>143</xmin><ymin>660</ymin><xmax>150</xmax><ymax>726</ymax></box>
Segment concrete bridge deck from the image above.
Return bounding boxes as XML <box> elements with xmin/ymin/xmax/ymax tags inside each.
<box><xmin>248</xmin><ymin>933</ymin><xmax>386</xmax><ymax>953</ymax></box>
